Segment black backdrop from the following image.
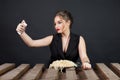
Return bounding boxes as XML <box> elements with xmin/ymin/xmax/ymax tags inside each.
<box><xmin>0</xmin><ymin>0</ymin><xmax>120</xmax><ymax>67</ymax></box>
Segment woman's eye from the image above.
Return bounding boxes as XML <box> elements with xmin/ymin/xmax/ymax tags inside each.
<box><xmin>58</xmin><ymin>21</ymin><xmax>62</xmax><ymax>24</ymax></box>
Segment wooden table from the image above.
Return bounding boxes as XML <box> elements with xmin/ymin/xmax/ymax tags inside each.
<box><xmin>0</xmin><ymin>63</ymin><xmax>120</xmax><ymax>80</ymax></box>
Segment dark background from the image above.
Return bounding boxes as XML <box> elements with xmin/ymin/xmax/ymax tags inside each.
<box><xmin>0</xmin><ymin>0</ymin><xmax>120</xmax><ymax>67</ymax></box>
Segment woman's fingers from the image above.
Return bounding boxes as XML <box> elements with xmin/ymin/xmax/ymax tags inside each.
<box><xmin>82</xmin><ymin>63</ymin><xmax>91</xmax><ymax>70</ymax></box>
<box><xmin>16</xmin><ymin>23</ymin><xmax>21</xmax><ymax>32</ymax></box>
<box><xmin>16</xmin><ymin>20</ymin><xmax>27</xmax><ymax>35</ymax></box>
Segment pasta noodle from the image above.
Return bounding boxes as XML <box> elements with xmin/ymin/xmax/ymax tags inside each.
<box><xmin>49</xmin><ymin>60</ymin><xmax>77</xmax><ymax>71</ymax></box>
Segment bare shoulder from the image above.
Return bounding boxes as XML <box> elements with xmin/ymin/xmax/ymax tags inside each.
<box><xmin>45</xmin><ymin>35</ymin><xmax>54</xmax><ymax>46</ymax></box>
<box><xmin>42</xmin><ymin>35</ymin><xmax>53</xmax><ymax>42</ymax></box>
<box><xmin>79</xmin><ymin>36</ymin><xmax>86</xmax><ymax>46</ymax></box>
<box><xmin>45</xmin><ymin>35</ymin><xmax>53</xmax><ymax>39</ymax></box>
<box><xmin>79</xmin><ymin>36</ymin><xmax>85</xmax><ymax>42</ymax></box>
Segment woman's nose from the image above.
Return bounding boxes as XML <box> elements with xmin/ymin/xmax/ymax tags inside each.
<box><xmin>55</xmin><ymin>25</ymin><xmax>58</xmax><ymax>28</ymax></box>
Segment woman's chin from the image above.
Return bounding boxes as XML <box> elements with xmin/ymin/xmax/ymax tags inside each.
<box><xmin>56</xmin><ymin>31</ymin><xmax>62</xmax><ymax>33</ymax></box>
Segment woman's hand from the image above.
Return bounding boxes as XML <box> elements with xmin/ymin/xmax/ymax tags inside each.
<box><xmin>81</xmin><ymin>62</ymin><xmax>92</xmax><ymax>70</ymax></box>
<box><xmin>16</xmin><ymin>20</ymin><xmax>27</xmax><ymax>35</ymax></box>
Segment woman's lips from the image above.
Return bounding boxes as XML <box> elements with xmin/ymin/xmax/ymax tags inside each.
<box><xmin>56</xmin><ymin>29</ymin><xmax>60</xmax><ymax>31</ymax></box>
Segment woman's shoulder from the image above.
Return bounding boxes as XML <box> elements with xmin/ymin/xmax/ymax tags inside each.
<box><xmin>71</xmin><ymin>32</ymin><xmax>85</xmax><ymax>39</ymax></box>
<box><xmin>71</xmin><ymin>32</ymin><xmax>80</xmax><ymax>39</ymax></box>
<box><xmin>49</xmin><ymin>33</ymin><xmax>61</xmax><ymax>42</ymax></box>
<box><xmin>52</xmin><ymin>33</ymin><xmax>62</xmax><ymax>39</ymax></box>
<box><xmin>71</xmin><ymin>32</ymin><xmax>86</xmax><ymax>43</ymax></box>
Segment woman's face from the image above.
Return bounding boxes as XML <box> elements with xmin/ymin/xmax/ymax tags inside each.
<box><xmin>54</xmin><ymin>16</ymin><xmax>70</xmax><ymax>33</ymax></box>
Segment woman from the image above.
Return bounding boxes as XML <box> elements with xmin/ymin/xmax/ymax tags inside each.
<box><xmin>16</xmin><ymin>10</ymin><xmax>91</xmax><ymax>69</ymax></box>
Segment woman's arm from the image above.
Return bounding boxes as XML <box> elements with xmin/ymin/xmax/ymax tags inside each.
<box><xmin>78</xmin><ymin>36</ymin><xmax>91</xmax><ymax>69</ymax></box>
<box><xmin>16</xmin><ymin>20</ymin><xmax>53</xmax><ymax>47</ymax></box>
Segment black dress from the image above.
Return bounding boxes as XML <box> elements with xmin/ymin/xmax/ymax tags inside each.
<box><xmin>49</xmin><ymin>32</ymin><xmax>80</xmax><ymax>65</ymax></box>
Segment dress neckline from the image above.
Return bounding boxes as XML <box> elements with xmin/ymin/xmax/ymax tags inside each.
<box><xmin>60</xmin><ymin>32</ymin><xmax>72</xmax><ymax>55</ymax></box>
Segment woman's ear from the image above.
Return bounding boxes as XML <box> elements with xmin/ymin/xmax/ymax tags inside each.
<box><xmin>67</xmin><ymin>20</ymin><xmax>71</xmax><ymax>26</ymax></box>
